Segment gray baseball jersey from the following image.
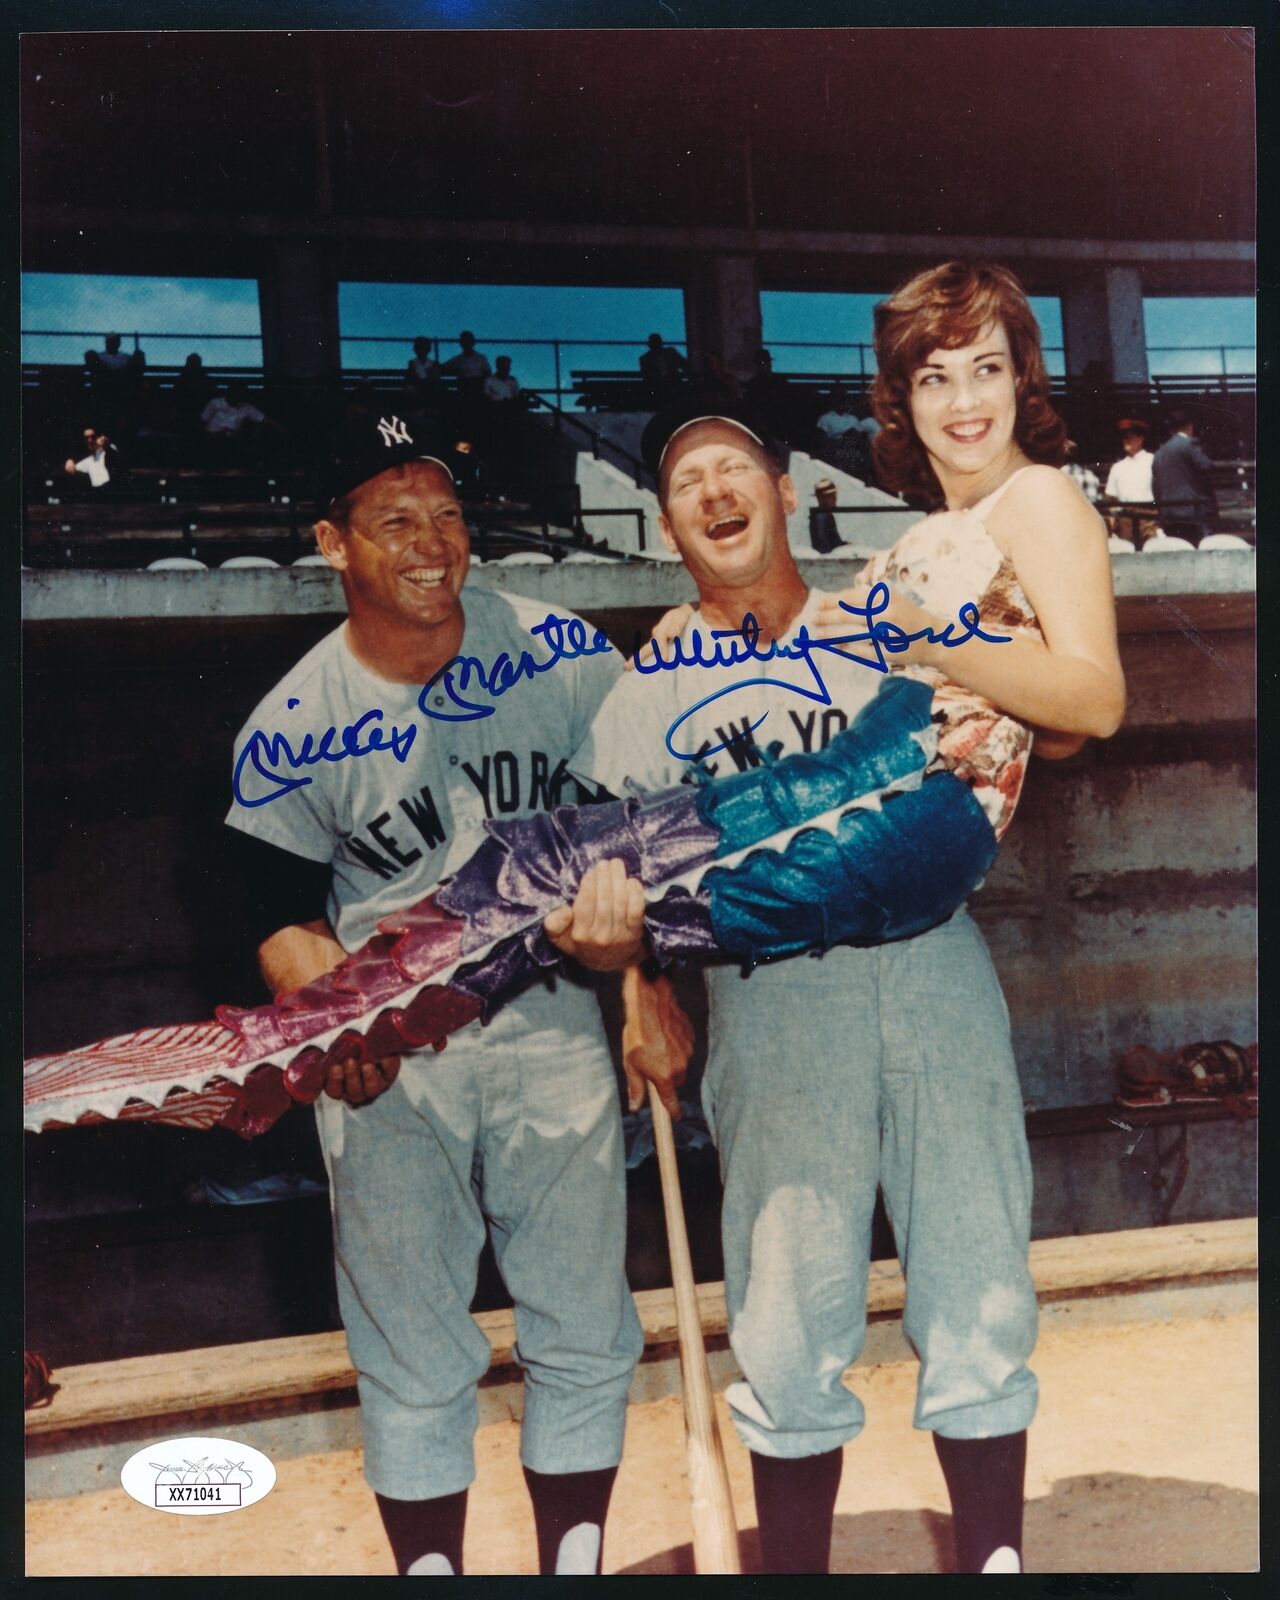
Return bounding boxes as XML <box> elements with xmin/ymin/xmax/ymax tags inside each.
<box><xmin>228</xmin><ymin>586</ymin><xmax>618</xmax><ymax>953</ymax></box>
<box><xmin>226</xmin><ymin>587</ymin><xmax>643</xmax><ymax>1497</ymax></box>
<box><xmin>569</xmin><ymin>587</ymin><xmax>883</xmax><ymax>801</ymax></box>
<box><xmin>568</xmin><ymin>590</ymin><xmax>1037</xmax><ymax>1459</ymax></box>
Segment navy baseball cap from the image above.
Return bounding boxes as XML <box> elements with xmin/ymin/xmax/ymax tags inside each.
<box><xmin>318</xmin><ymin>411</ymin><xmax>455</xmax><ymax>511</ymax></box>
<box><xmin>640</xmin><ymin>392</ymin><xmax>788</xmax><ymax>481</ymax></box>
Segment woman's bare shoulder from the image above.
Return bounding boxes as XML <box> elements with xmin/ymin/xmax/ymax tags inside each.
<box><xmin>997</xmin><ymin>463</ymin><xmax>1105</xmax><ymax>542</ymax></box>
<box><xmin>1005</xmin><ymin>463</ymin><xmax>1082</xmax><ymax>507</ymax></box>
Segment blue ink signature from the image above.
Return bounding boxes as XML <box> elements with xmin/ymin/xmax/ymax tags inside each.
<box><xmin>233</xmin><ymin>697</ymin><xmax>418</xmax><ymax>808</ymax></box>
<box><xmin>232</xmin><ymin>614</ymin><xmax>615</xmax><ymax>807</ymax></box>
<box><xmin>419</xmin><ymin>613</ymin><xmax>615</xmax><ymax>723</ymax></box>
<box><xmin>648</xmin><ymin>582</ymin><xmax>1011</xmax><ymax>760</ymax></box>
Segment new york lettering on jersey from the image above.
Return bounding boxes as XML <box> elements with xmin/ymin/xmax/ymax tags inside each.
<box><xmin>340</xmin><ymin>748</ymin><xmax>594</xmax><ymax>881</ymax></box>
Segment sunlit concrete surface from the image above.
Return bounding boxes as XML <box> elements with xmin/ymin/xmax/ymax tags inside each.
<box><xmin>26</xmin><ymin>1278</ymin><xmax>1257</xmax><ymax>1576</ymax></box>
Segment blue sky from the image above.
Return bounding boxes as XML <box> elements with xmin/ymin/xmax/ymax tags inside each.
<box><xmin>22</xmin><ymin>272</ymin><xmax>1256</xmax><ymax>394</ymax></box>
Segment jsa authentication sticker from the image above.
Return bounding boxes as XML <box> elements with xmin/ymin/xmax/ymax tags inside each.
<box><xmin>120</xmin><ymin>1437</ymin><xmax>276</xmax><ymax>1515</ymax></box>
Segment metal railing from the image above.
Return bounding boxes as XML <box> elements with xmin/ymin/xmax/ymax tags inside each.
<box><xmin>470</xmin><ymin>506</ymin><xmax>646</xmax><ymax>561</ymax></box>
<box><xmin>341</xmin><ymin>335</ymin><xmax>687</xmax><ymax>410</ymax></box>
<box><xmin>524</xmin><ymin>391</ymin><xmax>656</xmax><ymax>489</ymax></box>
<box><xmin>22</xmin><ymin>327</ymin><xmax>1258</xmax><ymax>398</ymax></box>
<box><xmin>766</xmin><ymin>340</ymin><xmax>1256</xmax><ymax>379</ymax></box>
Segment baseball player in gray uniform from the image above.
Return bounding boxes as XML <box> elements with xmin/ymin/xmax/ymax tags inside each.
<box><xmin>226</xmin><ymin>415</ymin><xmax>646</xmax><ymax>1576</ymax></box>
<box><xmin>568</xmin><ymin>397</ymin><xmax>1040</xmax><ymax>1574</ymax></box>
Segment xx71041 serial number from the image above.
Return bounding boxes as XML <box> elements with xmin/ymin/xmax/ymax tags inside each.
<box><xmin>157</xmin><ymin>1485</ymin><xmax>242</xmax><ymax>1504</ymax></box>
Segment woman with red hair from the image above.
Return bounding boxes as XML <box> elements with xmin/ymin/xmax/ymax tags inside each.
<box><xmin>796</xmin><ymin>260</ymin><xmax>1125</xmax><ymax>1573</ymax></box>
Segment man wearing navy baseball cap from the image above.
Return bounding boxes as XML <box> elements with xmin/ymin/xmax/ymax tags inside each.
<box><xmin>226</xmin><ymin>409</ymin><xmax>646</xmax><ymax>1575</ymax></box>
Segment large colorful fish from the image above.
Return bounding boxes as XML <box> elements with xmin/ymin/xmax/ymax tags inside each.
<box><xmin>25</xmin><ymin>677</ymin><xmax>1014</xmax><ymax>1138</ymax></box>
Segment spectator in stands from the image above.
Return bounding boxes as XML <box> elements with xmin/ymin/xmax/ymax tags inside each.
<box><xmin>483</xmin><ymin>354</ymin><xmax>521</xmax><ymax>407</ymax></box>
<box><xmin>200</xmin><ymin>383</ymin><xmax>273</xmax><ymax>464</ymax></box>
<box><xmin>639</xmin><ymin>334</ymin><xmax>689</xmax><ymax>402</ymax></box>
<box><xmin>809</xmin><ymin>478</ymin><xmax>847</xmax><ymax>553</ymax></box>
<box><xmin>443</xmin><ymin>331</ymin><xmax>491</xmax><ymax>443</ymax></box>
<box><xmin>699</xmin><ymin>351</ymin><xmax>743</xmax><ymax>405</ymax></box>
<box><xmin>443</xmin><ymin>331</ymin><xmax>492</xmax><ymax>394</ymax></box>
<box><xmin>815</xmin><ymin>384</ymin><xmax>874</xmax><ymax>481</ymax></box>
<box><xmin>815</xmin><ymin>385</ymin><xmax>861</xmax><ymax>442</ymax></box>
<box><xmin>85</xmin><ymin>332</ymin><xmax>146</xmax><ymax>440</ymax></box>
<box><xmin>86</xmin><ymin>331</ymin><xmax>142</xmax><ymax>378</ymax></box>
<box><xmin>483</xmin><ymin>356</ymin><xmax>524</xmax><ymax>481</ymax></box>
<box><xmin>1060</xmin><ymin>439</ymin><xmax>1100</xmax><ymax>503</ymax></box>
<box><xmin>1102</xmin><ymin>419</ymin><xmax>1157</xmax><ymax>546</ymax></box>
<box><xmin>1152</xmin><ymin>409</ymin><xmax>1217</xmax><ymax>547</ymax></box>
<box><xmin>405</xmin><ymin>337</ymin><xmax>441</xmax><ymax>415</ymax></box>
<box><xmin>173</xmin><ymin>353</ymin><xmax>216</xmax><ymax>449</ymax></box>
<box><xmin>744</xmin><ymin>348</ymin><xmax>800</xmax><ymax>443</ymax></box>
<box><xmin>65</xmin><ymin>425</ymin><xmax>99</xmax><ymax>468</ymax></box>
<box><xmin>63</xmin><ymin>429</ymin><xmax>125</xmax><ymax>489</ymax></box>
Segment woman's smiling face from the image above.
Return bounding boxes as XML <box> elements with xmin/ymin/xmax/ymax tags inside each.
<box><xmin>907</xmin><ymin>320</ymin><xmax>1020</xmax><ymax>490</ymax></box>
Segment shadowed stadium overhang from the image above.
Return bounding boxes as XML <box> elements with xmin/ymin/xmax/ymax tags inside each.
<box><xmin>21</xmin><ymin>27</ymin><xmax>1256</xmax><ymax>293</ymax></box>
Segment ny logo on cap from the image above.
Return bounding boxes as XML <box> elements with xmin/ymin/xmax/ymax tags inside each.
<box><xmin>376</xmin><ymin>415</ymin><xmax>414</xmax><ymax>448</ymax></box>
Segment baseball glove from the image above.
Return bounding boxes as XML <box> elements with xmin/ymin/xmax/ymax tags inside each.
<box><xmin>1116</xmin><ymin>1039</ymin><xmax>1257</xmax><ymax>1115</ymax></box>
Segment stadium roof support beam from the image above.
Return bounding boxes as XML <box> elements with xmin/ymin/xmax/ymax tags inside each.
<box><xmin>683</xmin><ymin>255</ymin><xmax>763</xmax><ymax>380</ymax></box>
<box><xmin>1062</xmin><ymin>266</ymin><xmax>1150</xmax><ymax>384</ymax></box>
<box><xmin>22</xmin><ymin>205</ymin><xmax>1257</xmax><ymax>299</ymax></box>
<box><xmin>258</xmin><ymin>241</ymin><xmax>341</xmax><ymax>383</ymax></box>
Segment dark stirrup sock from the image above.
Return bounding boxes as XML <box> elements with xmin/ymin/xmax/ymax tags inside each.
<box><xmin>523</xmin><ymin>1464</ymin><xmax>618</xmax><ymax>1575</ymax></box>
<box><xmin>375</xmin><ymin>1487</ymin><xmax>468</xmax><ymax>1576</ymax></box>
<box><xmin>933</xmin><ymin>1430</ymin><xmax>1027</xmax><ymax>1573</ymax></box>
<box><xmin>749</xmin><ymin>1446</ymin><xmax>844</xmax><ymax>1574</ymax></box>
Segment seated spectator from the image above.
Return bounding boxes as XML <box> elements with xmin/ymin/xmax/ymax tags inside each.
<box><xmin>404</xmin><ymin>337</ymin><xmax>440</xmax><ymax>412</ymax></box>
<box><xmin>814</xmin><ymin>384</ymin><xmax>874</xmax><ymax>480</ymax></box>
<box><xmin>744</xmin><ymin>348</ymin><xmax>800</xmax><ymax>443</ymax></box>
<box><xmin>86</xmin><ymin>331</ymin><xmax>143</xmax><ymax>378</ymax></box>
<box><xmin>443</xmin><ymin>330</ymin><xmax>491</xmax><ymax>398</ymax></box>
<box><xmin>444</xmin><ymin>331</ymin><xmax>491</xmax><ymax>439</ymax></box>
<box><xmin>483</xmin><ymin>354</ymin><xmax>521</xmax><ymax>406</ymax></box>
<box><xmin>64</xmin><ymin>429</ymin><xmax>125</xmax><ymax>489</ymax></box>
<box><xmin>1102</xmin><ymin>418</ymin><xmax>1158</xmax><ymax>546</ymax></box>
<box><xmin>483</xmin><ymin>356</ymin><xmax>524</xmax><ymax>480</ymax></box>
<box><xmin>639</xmin><ymin>333</ymin><xmax>689</xmax><ymax>402</ymax></box>
<box><xmin>815</xmin><ymin>384</ymin><xmax>861</xmax><ymax>441</ymax></box>
<box><xmin>65</xmin><ymin>425</ymin><xmax>99</xmax><ymax>469</ymax></box>
<box><xmin>85</xmin><ymin>332</ymin><xmax>146</xmax><ymax>439</ymax></box>
<box><xmin>810</xmin><ymin>478</ymin><xmax>847</xmax><ymax>553</ymax></box>
<box><xmin>1060</xmin><ymin>439</ymin><xmax>1100</xmax><ymax>503</ymax></box>
<box><xmin>173</xmin><ymin>353</ymin><xmax>216</xmax><ymax>444</ymax></box>
<box><xmin>200</xmin><ymin>384</ymin><xmax>273</xmax><ymax>463</ymax></box>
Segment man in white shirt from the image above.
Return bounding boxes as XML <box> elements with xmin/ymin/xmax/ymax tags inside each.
<box><xmin>814</xmin><ymin>384</ymin><xmax>862</xmax><ymax>440</ymax></box>
<box><xmin>63</xmin><ymin>429</ymin><xmax>123</xmax><ymax>488</ymax></box>
<box><xmin>483</xmin><ymin>354</ymin><xmax>521</xmax><ymax>405</ymax></box>
<box><xmin>815</xmin><ymin>384</ymin><xmax>876</xmax><ymax>480</ymax></box>
<box><xmin>1102</xmin><ymin>419</ymin><xmax>1157</xmax><ymax>545</ymax></box>
<box><xmin>201</xmin><ymin>386</ymin><xmax>266</xmax><ymax>438</ymax></box>
<box><xmin>443</xmin><ymin>331</ymin><xmax>492</xmax><ymax>386</ymax></box>
<box><xmin>200</xmin><ymin>384</ymin><xmax>275</xmax><ymax>466</ymax></box>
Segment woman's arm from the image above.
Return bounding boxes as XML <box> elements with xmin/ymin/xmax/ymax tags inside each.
<box><xmin>960</xmin><ymin>466</ymin><xmax>1126</xmax><ymax>738</ymax></box>
<box><xmin>815</xmin><ymin>467</ymin><xmax>1125</xmax><ymax>739</ymax></box>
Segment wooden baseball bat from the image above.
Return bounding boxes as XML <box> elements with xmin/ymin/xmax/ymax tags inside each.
<box><xmin>647</xmin><ymin>1083</ymin><xmax>742</xmax><ymax>1575</ymax></box>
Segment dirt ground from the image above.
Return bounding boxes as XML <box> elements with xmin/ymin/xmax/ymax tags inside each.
<box><xmin>26</xmin><ymin>1305</ymin><xmax>1258</xmax><ymax>1576</ymax></box>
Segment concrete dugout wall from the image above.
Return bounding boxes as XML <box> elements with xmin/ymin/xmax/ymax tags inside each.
<box><xmin>23</xmin><ymin>555</ymin><xmax>1256</xmax><ymax>1239</ymax></box>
